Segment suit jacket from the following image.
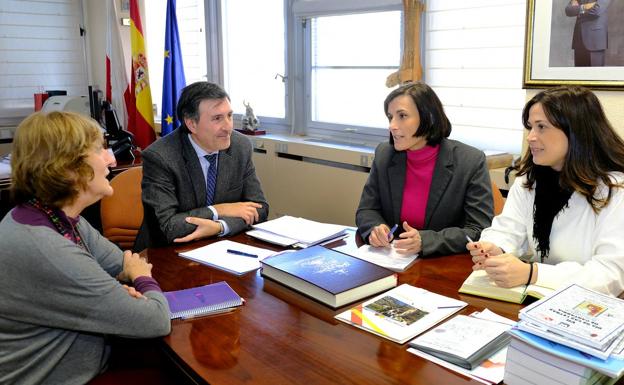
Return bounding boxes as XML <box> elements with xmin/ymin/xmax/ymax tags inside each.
<box><xmin>134</xmin><ymin>129</ymin><xmax>268</xmax><ymax>250</ymax></box>
<box><xmin>356</xmin><ymin>138</ymin><xmax>494</xmax><ymax>257</ymax></box>
<box><xmin>566</xmin><ymin>0</ymin><xmax>610</xmax><ymax>51</ymax></box>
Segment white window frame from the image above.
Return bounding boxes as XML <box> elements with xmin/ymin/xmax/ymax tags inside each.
<box><xmin>298</xmin><ymin>7</ymin><xmax>402</xmax><ymax>145</ymax></box>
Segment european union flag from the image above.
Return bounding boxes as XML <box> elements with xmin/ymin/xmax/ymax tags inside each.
<box><xmin>161</xmin><ymin>0</ymin><xmax>186</xmax><ymax>137</ymax></box>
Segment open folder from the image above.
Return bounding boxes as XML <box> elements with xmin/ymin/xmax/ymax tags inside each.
<box><xmin>247</xmin><ymin>215</ymin><xmax>348</xmax><ymax>248</ymax></box>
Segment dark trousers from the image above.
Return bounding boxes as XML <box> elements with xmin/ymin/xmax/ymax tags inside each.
<box><xmin>574</xmin><ymin>47</ymin><xmax>606</xmax><ymax>66</ymax></box>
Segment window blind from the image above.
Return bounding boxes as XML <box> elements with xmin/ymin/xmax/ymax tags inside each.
<box><xmin>424</xmin><ymin>0</ymin><xmax>526</xmax><ymax>154</ymax></box>
<box><xmin>0</xmin><ymin>0</ymin><xmax>88</xmax><ymax>127</ymax></box>
<box><xmin>293</xmin><ymin>0</ymin><xmax>401</xmax><ymax>18</ymax></box>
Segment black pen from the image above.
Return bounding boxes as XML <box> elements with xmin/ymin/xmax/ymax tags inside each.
<box><xmin>227</xmin><ymin>249</ymin><xmax>258</xmax><ymax>258</ymax></box>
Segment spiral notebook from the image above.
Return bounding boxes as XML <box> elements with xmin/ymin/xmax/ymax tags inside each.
<box><xmin>164</xmin><ymin>281</ymin><xmax>243</xmax><ymax>320</ymax></box>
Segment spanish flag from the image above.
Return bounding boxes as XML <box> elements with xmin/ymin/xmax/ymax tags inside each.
<box><xmin>129</xmin><ymin>0</ymin><xmax>156</xmax><ymax>149</ymax></box>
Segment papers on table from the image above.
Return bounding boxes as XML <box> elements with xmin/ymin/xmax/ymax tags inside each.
<box><xmin>409</xmin><ymin>309</ymin><xmax>513</xmax><ymax>370</ymax></box>
<box><xmin>247</xmin><ymin>215</ymin><xmax>348</xmax><ymax>248</ymax></box>
<box><xmin>355</xmin><ymin>244</ymin><xmax>418</xmax><ymax>272</ymax></box>
<box><xmin>407</xmin><ymin>309</ymin><xmax>514</xmax><ymax>385</ymax></box>
<box><xmin>178</xmin><ymin>240</ymin><xmax>277</xmax><ymax>276</ymax></box>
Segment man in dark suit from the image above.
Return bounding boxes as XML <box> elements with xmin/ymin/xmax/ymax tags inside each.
<box><xmin>566</xmin><ymin>0</ymin><xmax>611</xmax><ymax>66</ymax></box>
<box><xmin>135</xmin><ymin>82</ymin><xmax>268</xmax><ymax>250</ymax></box>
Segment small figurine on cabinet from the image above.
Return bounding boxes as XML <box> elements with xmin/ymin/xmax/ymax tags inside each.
<box><xmin>241</xmin><ymin>101</ymin><xmax>259</xmax><ymax>131</ymax></box>
<box><xmin>237</xmin><ymin>101</ymin><xmax>265</xmax><ymax>135</ymax></box>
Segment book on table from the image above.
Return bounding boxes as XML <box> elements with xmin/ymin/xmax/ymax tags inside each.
<box><xmin>248</xmin><ymin>215</ymin><xmax>347</xmax><ymax>248</ymax></box>
<box><xmin>334</xmin><ymin>283</ymin><xmax>467</xmax><ymax>344</ymax></box>
<box><xmin>408</xmin><ymin>311</ymin><xmax>513</xmax><ymax>370</ymax></box>
<box><xmin>507</xmin><ymin>328</ymin><xmax>624</xmax><ymax>379</ymax></box>
<box><xmin>506</xmin><ymin>337</ymin><xmax>606</xmax><ymax>385</ymax></box>
<box><xmin>260</xmin><ymin>245</ymin><xmax>397</xmax><ymax>308</ymax></box>
<box><xmin>178</xmin><ymin>240</ymin><xmax>277</xmax><ymax>276</ymax></box>
<box><xmin>354</xmin><ymin>244</ymin><xmax>418</xmax><ymax>272</ymax></box>
<box><xmin>164</xmin><ymin>281</ymin><xmax>243</xmax><ymax>320</ymax></box>
<box><xmin>517</xmin><ymin>284</ymin><xmax>624</xmax><ymax>359</ymax></box>
<box><xmin>459</xmin><ymin>269</ymin><xmax>555</xmax><ymax>303</ymax></box>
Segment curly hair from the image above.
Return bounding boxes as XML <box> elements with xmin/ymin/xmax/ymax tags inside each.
<box><xmin>11</xmin><ymin>111</ymin><xmax>104</xmax><ymax>208</ymax></box>
<box><xmin>517</xmin><ymin>86</ymin><xmax>624</xmax><ymax>212</ymax></box>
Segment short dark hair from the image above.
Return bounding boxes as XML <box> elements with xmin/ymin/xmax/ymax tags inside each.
<box><xmin>176</xmin><ymin>82</ymin><xmax>230</xmax><ymax>133</ymax></box>
<box><xmin>517</xmin><ymin>86</ymin><xmax>624</xmax><ymax>211</ymax></box>
<box><xmin>384</xmin><ymin>82</ymin><xmax>451</xmax><ymax>146</ymax></box>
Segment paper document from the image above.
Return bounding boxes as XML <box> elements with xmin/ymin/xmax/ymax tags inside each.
<box><xmin>249</xmin><ymin>215</ymin><xmax>347</xmax><ymax>248</ymax></box>
<box><xmin>355</xmin><ymin>244</ymin><xmax>418</xmax><ymax>272</ymax></box>
<box><xmin>178</xmin><ymin>240</ymin><xmax>277</xmax><ymax>276</ymax></box>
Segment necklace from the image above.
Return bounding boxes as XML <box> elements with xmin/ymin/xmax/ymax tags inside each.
<box><xmin>26</xmin><ymin>198</ymin><xmax>86</xmax><ymax>250</ymax></box>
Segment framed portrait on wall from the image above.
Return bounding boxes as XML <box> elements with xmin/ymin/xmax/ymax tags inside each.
<box><xmin>523</xmin><ymin>0</ymin><xmax>624</xmax><ymax>89</ymax></box>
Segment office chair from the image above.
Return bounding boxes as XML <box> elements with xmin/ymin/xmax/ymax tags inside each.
<box><xmin>100</xmin><ymin>167</ymin><xmax>143</xmax><ymax>249</ymax></box>
<box><xmin>491</xmin><ymin>180</ymin><xmax>505</xmax><ymax>216</ymax></box>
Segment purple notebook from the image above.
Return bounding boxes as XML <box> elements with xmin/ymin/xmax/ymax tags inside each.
<box><xmin>164</xmin><ymin>281</ymin><xmax>243</xmax><ymax>319</ymax></box>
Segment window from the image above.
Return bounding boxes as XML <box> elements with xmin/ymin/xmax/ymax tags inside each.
<box><xmin>221</xmin><ymin>0</ymin><xmax>285</xmax><ymax>119</ymax></box>
<box><xmin>145</xmin><ymin>0</ymin><xmax>207</xmax><ymax>121</ymax></box>
<box><xmin>424</xmin><ymin>1</ymin><xmax>526</xmax><ymax>154</ymax></box>
<box><xmin>308</xmin><ymin>11</ymin><xmax>401</xmax><ymax>131</ymax></box>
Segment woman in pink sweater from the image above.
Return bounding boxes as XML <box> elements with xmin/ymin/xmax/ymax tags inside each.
<box><xmin>356</xmin><ymin>82</ymin><xmax>494</xmax><ymax>257</ymax></box>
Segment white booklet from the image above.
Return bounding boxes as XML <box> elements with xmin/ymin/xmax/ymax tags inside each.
<box><xmin>335</xmin><ymin>284</ymin><xmax>467</xmax><ymax>344</ymax></box>
<box><xmin>355</xmin><ymin>244</ymin><xmax>418</xmax><ymax>272</ymax></box>
<box><xmin>178</xmin><ymin>240</ymin><xmax>277</xmax><ymax>276</ymax></box>
<box><xmin>407</xmin><ymin>309</ymin><xmax>514</xmax><ymax>385</ymax></box>
<box><xmin>408</xmin><ymin>311</ymin><xmax>513</xmax><ymax>369</ymax></box>
<box><xmin>519</xmin><ymin>284</ymin><xmax>624</xmax><ymax>351</ymax></box>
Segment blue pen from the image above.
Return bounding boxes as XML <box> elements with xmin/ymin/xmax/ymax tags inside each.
<box><xmin>387</xmin><ymin>224</ymin><xmax>399</xmax><ymax>241</ymax></box>
<box><xmin>227</xmin><ymin>249</ymin><xmax>258</xmax><ymax>258</ymax></box>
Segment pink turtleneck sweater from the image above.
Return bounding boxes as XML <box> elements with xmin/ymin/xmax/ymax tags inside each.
<box><xmin>400</xmin><ymin>144</ymin><xmax>440</xmax><ymax>229</ymax></box>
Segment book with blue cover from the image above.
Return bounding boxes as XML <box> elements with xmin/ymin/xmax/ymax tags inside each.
<box><xmin>260</xmin><ymin>245</ymin><xmax>397</xmax><ymax>308</ymax></box>
<box><xmin>164</xmin><ymin>281</ymin><xmax>243</xmax><ymax>320</ymax></box>
<box><xmin>508</xmin><ymin>328</ymin><xmax>624</xmax><ymax>378</ymax></box>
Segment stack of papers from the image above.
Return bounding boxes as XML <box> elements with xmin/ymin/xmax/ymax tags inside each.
<box><xmin>518</xmin><ymin>284</ymin><xmax>624</xmax><ymax>360</ymax></box>
<box><xmin>247</xmin><ymin>215</ymin><xmax>348</xmax><ymax>248</ymax></box>
<box><xmin>409</xmin><ymin>310</ymin><xmax>513</xmax><ymax>370</ymax></box>
<box><xmin>408</xmin><ymin>309</ymin><xmax>514</xmax><ymax>385</ymax></box>
<box><xmin>178</xmin><ymin>240</ymin><xmax>277</xmax><ymax>276</ymax></box>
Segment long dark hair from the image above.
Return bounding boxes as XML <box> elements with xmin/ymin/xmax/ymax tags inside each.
<box><xmin>384</xmin><ymin>82</ymin><xmax>451</xmax><ymax>146</ymax></box>
<box><xmin>517</xmin><ymin>86</ymin><xmax>624</xmax><ymax>211</ymax></box>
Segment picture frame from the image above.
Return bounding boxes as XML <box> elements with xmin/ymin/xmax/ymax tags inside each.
<box><xmin>523</xmin><ymin>0</ymin><xmax>624</xmax><ymax>90</ymax></box>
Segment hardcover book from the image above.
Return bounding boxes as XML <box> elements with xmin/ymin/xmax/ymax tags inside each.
<box><xmin>260</xmin><ymin>245</ymin><xmax>397</xmax><ymax>308</ymax></box>
<box><xmin>335</xmin><ymin>284</ymin><xmax>467</xmax><ymax>344</ymax></box>
<box><xmin>164</xmin><ymin>281</ymin><xmax>243</xmax><ymax>320</ymax></box>
<box><xmin>508</xmin><ymin>328</ymin><xmax>624</xmax><ymax>379</ymax></box>
<box><xmin>459</xmin><ymin>269</ymin><xmax>554</xmax><ymax>304</ymax></box>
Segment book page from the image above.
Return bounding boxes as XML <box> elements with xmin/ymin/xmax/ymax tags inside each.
<box><xmin>355</xmin><ymin>244</ymin><xmax>418</xmax><ymax>272</ymax></box>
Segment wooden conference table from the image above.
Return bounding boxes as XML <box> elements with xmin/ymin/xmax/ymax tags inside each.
<box><xmin>147</xmin><ymin>232</ymin><xmax>524</xmax><ymax>385</ymax></box>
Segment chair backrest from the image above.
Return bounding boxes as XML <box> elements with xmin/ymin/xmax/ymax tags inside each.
<box><xmin>491</xmin><ymin>180</ymin><xmax>505</xmax><ymax>216</ymax></box>
<box><xmin>100</xmin><ymin>166</ymin><xmax>143</xmax><ymax>249</ymax></box>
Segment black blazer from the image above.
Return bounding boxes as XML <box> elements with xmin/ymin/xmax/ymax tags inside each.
<box><xmin>356</xmin><ymin>138</ymin><xmax>494</xmax><ymax>256</ymax></box>
<box><xmin>135</xmin><ymin>128</ymin><xmax>268</xmax><ymax>251</ymax></box>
